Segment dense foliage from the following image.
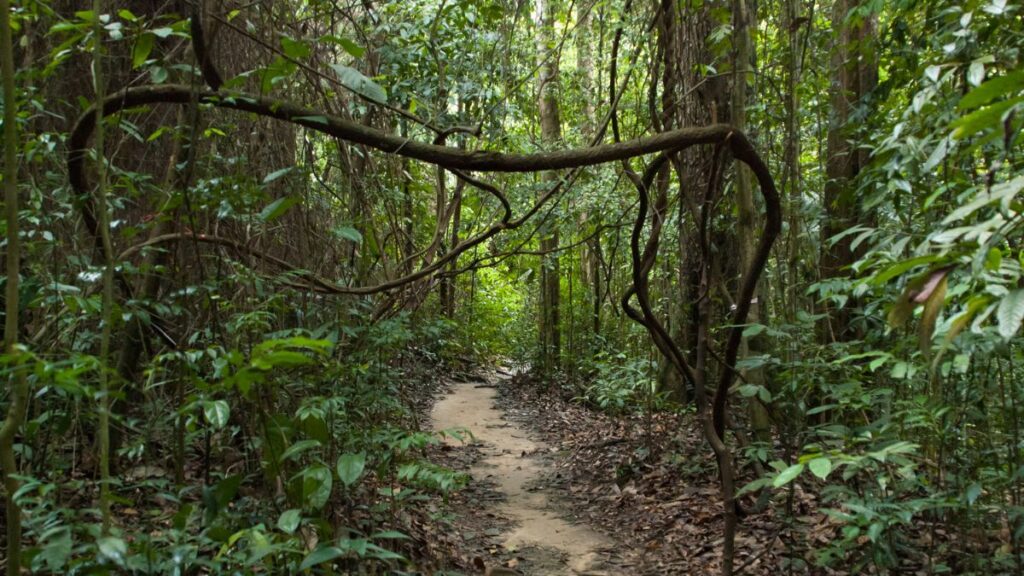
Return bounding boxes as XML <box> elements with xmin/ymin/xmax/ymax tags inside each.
<box><xmin>0</xmin><ymin>0</ymin><xmax>1022</xmax><ymax>574</ymax></box>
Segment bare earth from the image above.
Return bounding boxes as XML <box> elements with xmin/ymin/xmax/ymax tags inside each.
<box><xmin>431</xmin><ymin>375</ymin><xmax>612</xmax><ymax>575</ymax></box>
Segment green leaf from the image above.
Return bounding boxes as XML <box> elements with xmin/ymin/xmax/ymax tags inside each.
<box><xmin>35</xmin><ymin>527</ymin><xmax>72</xmax><ymax>571</ymax></box>
<box><xmin>736</xmin><ymin>476</ymin><xmax>772</xmax><ymax>497</ymax></box>
<box><xmin>262</xmin><ymin>167</ymin><xmax>293</xmax><ymax>184</ymax></box>
<box><xmin>338</xmin><ymin>38</ymin><xmax>365</xmax><ymax>58</ymax></box>
<box><xmin>371</xmin><ymin>530</ymin><xmax>411</xmax><ymax>540</ymax></box>
<box><xmin>808</xmin><ymin>457</ymin><xmax>833</xmax><ymax>480</ymax></box>
<box><xmin>150</xmin><ymin>66</ymin><xmax>168</xmax><ymax>83</ymax></box>
<box><xmin>958</xmin><ymin>70</ymin><xmax>1024</xmax><ymax>109</ymax></box>
<box><xmin>742</xmin><ymin>324</ymin><xmax>766</xmax><ymax>338</ymax></box>
<box><xmin>202</xmin><ymin>400</ymin><xmax>229</xmax><ymax>429</ymax></box>
<box><xmin>738</xmin><ymin>384</ymin><xmax>760</xmax><ymax>398</ymax></box>
<box><xmin>967</xmin><ymin>61</ymin><xmax>985</xmax><ymax>87</ymax></box>
<box><xmin>772</xmin><ymin>463</ymin><xmax>804</xmax><ymax>488</ymax></box>
<box><xmin>204</xmin><ymin>474</ymin><xmax>243</xmax><ymax>520</ymax></box>
<box><xmin>806</xmin><ymin>403</ymin><xmax>838</xmax><ymax>415</ymax></box>
<box><xmin>966</xmin><ymin>482</ymin><xmax>982</xmax><ymax>504</ymax></box>
<box><xmin>255</xmin><ymin>336</ymin><xmax>332</xmax><ymax>354</ymax></box>
<box><xmin>259</xmin><ymin>196</ymin><xmax>300</xmax><ymax>222</ymax></box>
<box><xmin>280</xmin><ymin>439</ymin><xmax>321</xmax><ymax>462</ymax></box>
<box><xmin>997</xmin><ymin>288</ymin><xmax>1024</xmax><ymax>340</ymax></box>
<box><xmin>132</xmin><ymin>33</ymin><xmax>154</xmax><ymax>68</ymax></box>
<box><xmin>302</xmin><ymin>464</ymin><xmax>333</xmax><ymax>509</ymax></box>
<box><xmin>337</xmin><ymin>453</ymin><xmax>366</xmax><ymax>487</ymax></box>
<box><xmin>871</xmin><ymin>255</ymin><xmax>942</xmax><ymax>285</ymax></box>
<box><xmin>50</xmin><ymin>21</ymin><xmax>84</xmax><ymax>34</ymax></box>
<box><xmin>334</xmin><ymin>225</ymin><xmax>363</xmax><ymax>244</ymax></box>
<box><xmin>943</xmin><ymin>176</ymin><xmax>1024</xmax><ymax>224</ymax></box>
<box><xmin>321</xmin><ymin>35</ymin><xmax>365</xmax><ymax>58</ymax></box>
<box><xmin>985</xmin><ymin>0</ymin><xmax>1009</xmax><ymax>15</ymax></box>
<box><xmin>869</xmin><ymin>441</ymin><xmax>919</xmax><ymax>461</ymax></box>
<box><xmin>923</xmin><ymin>137</ymin><xmax>949</xmax><ymax>172</ymax></box>
<box><xmin>890</xmin><ymin>361</ymin><xmax>910</xmax><ymax>379</ymax></box>
<box><xmin>364</xmin><ymin>542</ymin><xmax>404</xmax><ymax>560</ymax></box>
<box><xmin>251</xmin><ymin>349</ymin><xmax>314</xmax><ymax>370</ymax></box>
<box><xmin>952</xmin><ymin>96</ymin><xmax>1024</xmax><ymax>139</ymax></box>
<box><xmin>277</xmin><ymin>509</ymin><xmax>301</xmax><ymax>534</ymax></box>
<box><xmin>329</xmin><ymin>64</ymin><xmax>387</xmax><ymax>104</ymax></box>
<box><xmin>96</xmin><ymin>536</ymin><xmax>127</xmax><ymax>566</ymax></box>
<box><xmin>986</xmin><ymin>248</ymin><xmax>1003</xmax><ymax>271</ymax></box>
<box><xmin>281</xmin><ymin>35</ymin><xmax>311</xmax><ymax>59</ymax></box>
<box><xmin>339</xmin><ymin>538</ymin><xmax>370</xmax><ymax>556</ymax></box>
<box><xmin>299</xmin><ymin>546</ymin><xmax>345</xmax><ymax>570</ymax></box>
<box><xmin>172</xmin><ymin>503</ymin><xmax>193</xmax><ymax>531</ymax></box>
<box><xmin>834</xmin><ymin>350</ymin><xmax>889</xmax><ymax>364</ymax></box>
<box><xmin>147</xmin><ymin>126</ymin><xmax>168</xmax><ymax>142</ymax></box>
<box><xmin>867</xmin><ymin>522</ymin><xmax>883</xmax><ymax>543</ymax></box>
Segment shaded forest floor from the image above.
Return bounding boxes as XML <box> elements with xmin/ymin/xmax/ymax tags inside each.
<box><xmin>421</xmin><ymin>369</ymin><xmax>795</xmax><ymax>575</ymax></box>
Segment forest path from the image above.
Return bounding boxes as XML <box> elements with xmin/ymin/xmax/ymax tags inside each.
<box><xmin>431</xmin><ymin>373</ymin><xmax>612</xmax><ymax>575</ymax></box>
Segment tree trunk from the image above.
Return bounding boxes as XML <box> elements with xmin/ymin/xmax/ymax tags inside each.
<box><xmin>535</xmin><ymin>0</ymin><xmax>562</xmax><ymax>372</ymax></box>
<box><xmin>576</xmin><ymin>0</ymin><xmax>601</xmax><ymax>341</ymax></box>
<box><xmin>732</xmin><ymin>0</ymin><xmax>771</xmax><ymax>441</ymax></box>
<box><xmin>783</xmin><ymin>0</ymin><xmax>805</xmax><ymax>324</ymax></box>
<box><xmin>819</xmin><ymin>0</ymin><xmax>877</xmax><ymax>343</ymax></box>
<box><xmin>0</xmin><ymin>0</ymin><xmax>27</xmax><ymax>568</ymax></box>
<box><xmin>664</xmin><ymin>2</ymin><xmax>738</xmax><ymax>572</ymax></box>
<box><xmin>663</xmin><ymin>0</ymin><xmax>728</xmax><ymax>407</ymax></box>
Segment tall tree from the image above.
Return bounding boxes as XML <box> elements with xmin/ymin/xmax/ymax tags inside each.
<box><xmin>732</xmin><ymin>0</ymin><xmax>770</xmax><ymax>438</ymax></box>
<box><xmin>783</xmin><ymin>0</ymin><xmax>807</xmax><ymax>322</ymax></box>
<box><xmin>820</xmin><ymin>0</ymin><xmax>878</xmax><ymax>342</ymax></box>
<box><xmin>658</xmin><ymin>2</ymin><xmax>744</xmax><ymax>573</ymax></box>
<box><xmin>576</xmin><ymin>0</ymin><xmax>601</xmax><ymax>339</ymax></box>
<box><xmin>535</xmin><ymin>0</ymin><xmax>562</xmax><ymax>371</ymax></box>
<box><xmin>0</xmin><ymin>0</ymin><xmax>25</xmax><ymax>569</ymax></box>
<box><xmin>660</xmin><ymin>0</ymin><xmax>729</xmax><ymax>406</ymax></box>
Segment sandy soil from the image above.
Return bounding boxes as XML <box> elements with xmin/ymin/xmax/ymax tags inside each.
<box><xmin>432</xmin><ymin>375</ymin><xmax>612</xmax><ymax>575</ymax></box>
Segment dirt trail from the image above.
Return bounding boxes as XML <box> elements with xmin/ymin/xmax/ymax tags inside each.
<box><xmin>432</xmin><ymin>374</ymin><xmax>612</xmax><ymax>575</ymax></box>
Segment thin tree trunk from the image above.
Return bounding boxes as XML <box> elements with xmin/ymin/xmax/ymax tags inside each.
<box><xmin>535</xmin><ymin>0</ymin><xmax>562</xmax><ymax>371</ymax></box>
<box><xmin>732</xmin><ymin>0</ymin><xmax>770</xmax><ymax>440</ymax></box>
<box><xmin>92</xmin><ymin>0</ymin><xmax>116</xmax><ymax>535</ymax></box>
<box><xmin>401</xmin><ymin>118</ymin><xmax>414</xmax><ymax>276</ymax></box>
<box><xmin>784</xmin><ymin>0</ymin><xmax>804</xmax><ymax>324</ymax></box>
<box><xmin>0</xmin><ymin>0</ymin><xmax>27</xmax><ymax>569</ymax></box>
<box><xmin>577</xmin><ymin>0</ymin><xmax>601</xmax><ymax>341</ymax></box>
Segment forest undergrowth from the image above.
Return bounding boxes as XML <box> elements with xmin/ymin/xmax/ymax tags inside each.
<box><xmin>3</xmin><ymin>1</ymin><xmax>1024</xmax><ymax>575</ymax></box>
